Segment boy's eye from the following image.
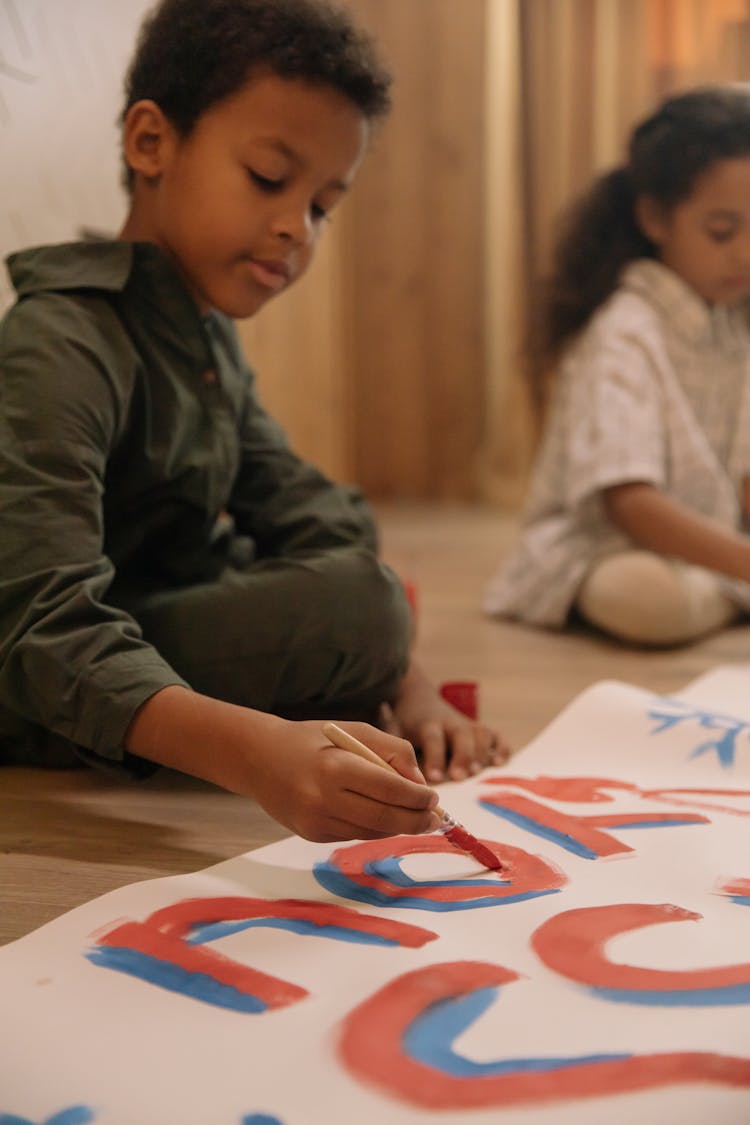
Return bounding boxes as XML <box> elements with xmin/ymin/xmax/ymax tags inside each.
<box><xmin>248</xmin><ymin>169</ymin><xmax>283</xmax><ymax>192</ymax></box>
<box><xmin>707</xmin><ymin>226</ymin><xmax>735</xmax><ymax>243</ymax></box>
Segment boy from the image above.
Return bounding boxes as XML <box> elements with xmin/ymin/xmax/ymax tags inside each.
<box><xmin>0</xmin><ymin>0</ymin><xmax>506</xmax><ymax>842</ymax></box>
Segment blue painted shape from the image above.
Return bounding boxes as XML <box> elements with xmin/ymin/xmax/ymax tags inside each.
<box><xmin>0</xmin><ymin>1110</ymin><xmax>94</xmax><ymax>1125</ymax></box>
<box><xmin>48</xmin><ymin>1113</ymin><xmax>94</xmax><ymax>1125</ymax></box>
<box><xmin>729</xmin><ymin>896</ymin><xmax>750</xmax><ymax>908</ymax></box>
<box><xmin>690</xmin><ymin>731</ymin><xmax>741</xmax><ymax>768</ymax></box>
<box><xmin>312</xmin><ymin>862</ymin><xmax>559</xmax><ymax>910</ymax></box>
<box><xmin>479</xmin><ymin>803</ymin><xmax>706</xmax><ymax>858</ymax></box>
<box><xmin>478</xmin><ymin>802</ymin><xmax>598</xmax><ymax>859</ymax></box>
<box><xmin>85</xmin><ymin>946</ymin><xmax>267</xmax><ymax>1013</ymax></box>
<box><xmin>589</xmin><ymin>983</ymin><xmax>750</xmax><ymax>1006</ymax></box>
<box><xmin>404</xmin><ymin>987</ymin><xmax>629</xmax><ymax>1076</ymax></box>
<box><xmin>241</xmin><ymin>1116</ymin><xmax>284</xmax><ymax>1125</ymax></box>
<box><xmin>647</xmin><ymin>698</ymin><xmax>750</xmax><ymax>768</ymax></box>
<box><xmin>186</xmin><ymin>917</ymin><xmax>398</xmax><ymax>947</ymax></box>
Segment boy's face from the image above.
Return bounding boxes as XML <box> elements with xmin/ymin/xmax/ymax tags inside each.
<box><xmin>124</xmin><ymin>74</ymin><xmax>369</xmax><ymax>318</ymax></box>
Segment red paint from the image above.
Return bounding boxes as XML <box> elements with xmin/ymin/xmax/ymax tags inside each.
<box><xmin>482</xmin><ymin>790</ymin><xmax>708</xmax><ymax>858</ymax></box>
<box><xmin>532</xmin><ymin>903</ymin><xmax>750</xmax><ymax>991</ymax></box>
<box><xmin>143</xmin><ymin>897</ymin><xmax>436</xmax><ymax>946</ymax></box>
<box><xmin>95</xmin><ymin>897</ymin><xmax>438</xmax><ymax>1009</ymax></box>
<box><xmin>482</xmin><ymin>775</ymin><xmax>750</xmax><ymax>816</ymax></box>
<box><xmin>443</xmin><ymin>823</ymin><xmax>502</xmax><ymax>870</ymax></box>
<box><xmin>97</xmin><ymin>918</ymin><xmax>306</xmax><ymax>1009</ymax></box>
<box><xmin>327</xmin><ymin>835</ymin><xmax>565</xmax><ymax>904</ymax></box>
<box><xmin>483</xmin><ymin>776</ymin><xmax>638</xmax><ymax>802</ymax></box>
<box><xmin>720</xmin><ymin>877</ymin><xmax>750</xmax><ymax>898</ymax></box>
<box><xmin>643</xmin><ymin>787</ymin><xmax>750</xmax><ymax>817</ymax></box>
<box><xmin>338</xmin><ymin>960</ymin><xmax>750</xmax><ymax>1109</ymax></box>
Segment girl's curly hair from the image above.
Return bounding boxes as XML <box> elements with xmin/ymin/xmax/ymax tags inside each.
<box><xmin>528</xmin><ymin>84</ymin><xmax>750</xmax><ymax>404</ymax></box>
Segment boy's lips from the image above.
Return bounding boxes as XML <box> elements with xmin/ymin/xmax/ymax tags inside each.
<box><xmin>246</xmin><ymin>256</ymin><xmax>291</xmax><ymax>291</ymax></box>
<box><xmin>723</xmin><ymin>274</ymin><xmax>750</xmax><ymax>291</ymax></box>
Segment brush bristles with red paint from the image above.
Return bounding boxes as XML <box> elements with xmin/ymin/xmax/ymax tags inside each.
<box><xmin>321</xmin><ymin>722</ymin><xmax>503</xmax><ymax>872</ymax></box>
<box><xmin>439</xmin><ymin>815</ymin><xmax>503</xmax><ymax>870</ymax></box>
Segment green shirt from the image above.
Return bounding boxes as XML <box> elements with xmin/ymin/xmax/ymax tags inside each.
<box><xmin>0</xmin><ymin>240</ymin><xmax>376</xmax><ymax>759</ymax></box>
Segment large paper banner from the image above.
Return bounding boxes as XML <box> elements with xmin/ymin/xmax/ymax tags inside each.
<box><xmin>1</xmin><ymin>666</ymin><xmax>749</xmax><ymax>1124</ymax></box>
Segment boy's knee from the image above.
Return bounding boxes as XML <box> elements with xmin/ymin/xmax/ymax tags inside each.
<box><xmin>320</xmin><ymin>549</ymin><xmax>412</xmax><ymax>666</ymax></box>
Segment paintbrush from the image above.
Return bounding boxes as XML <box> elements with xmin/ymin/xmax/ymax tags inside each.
<box><xmin>322</xmin><ymin>721</ymin><xmax>502</xmax><ymax>871</ymax></box>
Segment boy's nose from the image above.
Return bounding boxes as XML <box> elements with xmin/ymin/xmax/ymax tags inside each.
<box><xmin>272</xmin><ymin>207</ymin><xmax>314</xmax><ymax>246</ymax></box>
<box><xmin>733</xmin><ymin>231</ymin><xmax>750</xmax><ymax>268</ymax></box>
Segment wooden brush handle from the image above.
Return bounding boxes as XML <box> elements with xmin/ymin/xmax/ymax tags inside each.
<box><xmin>322</xmin><ymin>721</ymin><xmax>446</xmax><ymax>818</ymax></box>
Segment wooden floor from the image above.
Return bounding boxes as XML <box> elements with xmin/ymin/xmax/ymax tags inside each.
<box><xmin>2</xmin><ymin>502</ymin><xmax>749</xmax><ymax>946</ymax></box>
<box><xmin>377</xmin><ymin>503</ymin><xmax>750</xmax><ymax>750</ymax></box>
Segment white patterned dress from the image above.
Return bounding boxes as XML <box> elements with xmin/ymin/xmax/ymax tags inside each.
<box><xmin>484</xmin><ymin>259</ymin><xmax>750</xmax><ymax>625</ymax></box>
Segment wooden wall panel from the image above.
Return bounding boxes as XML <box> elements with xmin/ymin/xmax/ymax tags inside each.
<box><xmin>343</xmin><ymin>0</ymin><xmax>488</xmax><ymax>500</ymax></box>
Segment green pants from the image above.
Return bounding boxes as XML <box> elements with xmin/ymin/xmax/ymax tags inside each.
<box><xmin>0</xmin><ymin>547</ymin><xmax>412</xmax><ymax>770</ymax></box>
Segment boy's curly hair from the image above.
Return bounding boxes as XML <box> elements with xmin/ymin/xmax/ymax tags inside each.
<box><xmin>121</xmin><ymin>0</ymin><xmax>391</xmax><ymax>188</ymax></box>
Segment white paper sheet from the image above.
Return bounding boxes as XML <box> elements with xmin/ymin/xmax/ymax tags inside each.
<box><xmin>1</xmin><ymin>666</ymin><xmax>749</xmax><ymax>1124</ymax></box>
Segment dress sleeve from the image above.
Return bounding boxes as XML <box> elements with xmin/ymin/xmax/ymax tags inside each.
<box><xmin>219</xmin><ymin>324</ymin><xmax>378</xmax><ymax>557</ymax></box>
<box><xmin>560</xmin><ymin>329</ymin><xmax>667</xmax><ymax>509</ymax></box>
<box><xmin>0</xmin><ymin>294</ymin><xmax>188</xmax><ymax>761</ymax></box>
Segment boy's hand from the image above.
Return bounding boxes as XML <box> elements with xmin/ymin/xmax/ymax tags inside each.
<box><xmin>246</xmin><ymin>718</ymin><xmax>442</xmax><ymax>843</ymax></box>
<box><xmin>388</xmin><ymin>661</ymin><xmax>511</xmax><ymax>783</ymax></box>
<box><xmin>125</xmin><ymin>687</ymin><xmax>441</xmax><ymax>843</ymax></box>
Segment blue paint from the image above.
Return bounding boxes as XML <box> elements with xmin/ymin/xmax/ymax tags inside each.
<box><xmin>85</xmin><ymin>946</ymin><xmax>267</xmax><ymax>1013</ymax></box>
<box><xmin>312</xmin><ymin>862</ymin><xmax>559</xmax><ymax>910</ymax></box>
<box><xmin>729</xmin><ymin>895</ymin><xmax>750</xmax><ymax>908</ymax></box>
<box><xmin>403</xmin><ymin>987</ymin><xmax>629</xmax><ymax>1076</ymax></box>
<box><xmin>363</xmin><ymin>856</ymin><xmax>507</xmax><ymax>889</ymax></box>
<box><xmin>0</xmin><ymin>1110</ymin><xmax>94</xmax><ymax>1125</ymax></box>
<box><xmin>478</xmin><ymin>802</ymin><xmax>598</xmax><ymax>859</ymax></box>
<box><xmin>589</xmin><ymin>983</ymin><xmax>750</xmax><ymax>1006</ymax></box>
<box><xmin>48</xmin><ymin>1114</ymin><xmax>94</xmax><ymax>1125</ymax></box>
<box><xmin>186</xmin><ymin>917</ymin><xmax>399</xmax><ymax>947</ymax></box>
<box><xmin>648</xmin><ymin>698</ymin><xmax>750</xmax><ymax>768</ymax></box>
<box><xmin>241</xmin><ymin>1116</ymin><xmax>284</xmax><ymax>1124</ymax></box>
<box><xmin>479</xmin><ymin>803</ymin><xmax>706</xmax><ymax>858</ymax></box>
<box><xmin>691</xmin><ymin>733</ymin><xmax>741</xmax><ymax>769</ymax></box>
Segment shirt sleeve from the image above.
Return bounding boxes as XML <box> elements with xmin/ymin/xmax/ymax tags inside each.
<box><xmin>0</xmin><ymin>293</ymin><xmax>189</xmax><ymax>761</ymax></box>
<box><xmin>215</xmin><ymin>319</ymin><xmax>379</xmax><ymax>556</ymax></box>
<box><xmin>560</xmin><ymin>329</ymin><xmax>667</xmax><ymax>509</ymax></box>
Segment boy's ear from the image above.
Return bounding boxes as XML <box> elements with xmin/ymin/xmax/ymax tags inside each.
<box><xmin>122</xmin><ymin>99</ymin><xmax>177</xmax><ymax>181</ymax></box>
<box><xmin>635</xmin><ymin>194</ymin><xmax>668</xmax><ymax>246</ymax></box>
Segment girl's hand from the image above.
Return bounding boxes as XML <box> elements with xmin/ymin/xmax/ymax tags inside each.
<box><xmin>388</xmin><ymin>661</ymin><xmax>511</xmax><ymax>783</ymax></box>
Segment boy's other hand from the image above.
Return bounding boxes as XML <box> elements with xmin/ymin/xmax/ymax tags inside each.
<box><xmin>387</xmin><ymin>661</ymin><xmax>511</xmax><ymax>783</ymax></box>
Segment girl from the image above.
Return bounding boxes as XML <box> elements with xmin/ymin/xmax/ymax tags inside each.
<box><xmin>485</xmin><ymin>85</ymin><xmax>750</xmax><ymax>647</ymax></box>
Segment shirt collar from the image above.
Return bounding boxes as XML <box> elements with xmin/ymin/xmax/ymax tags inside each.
<box><xmin>7</xmin><ymin>238</ymin><xmax>199</xmax><ymax>310</ymax></box>
<box><xmin>621</xmin><ymin>258</ymin><xmax>748</xmax><ymax>352</ymax></box>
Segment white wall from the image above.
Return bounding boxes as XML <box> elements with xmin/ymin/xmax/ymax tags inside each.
<box><xmin>1</xmin><ymin>0</ymin><xmax>152</xmax><ymax>309</ymax></box>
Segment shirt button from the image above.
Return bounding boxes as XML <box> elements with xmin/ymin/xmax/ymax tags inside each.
<box><xmin>202</xmin><ymin>369</ymin><xmax>218</xmax><ymax>386</ymax></box>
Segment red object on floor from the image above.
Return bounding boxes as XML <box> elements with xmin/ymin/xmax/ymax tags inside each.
<box><xmin>440</xmin><ymin>680</ymin><xmax>479</xmax><ymax>720</ymax></box>
<box><xmin>401</xmin><ymin>579</ymin><xmax>418</xmax><ymax>618</ymax></box>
